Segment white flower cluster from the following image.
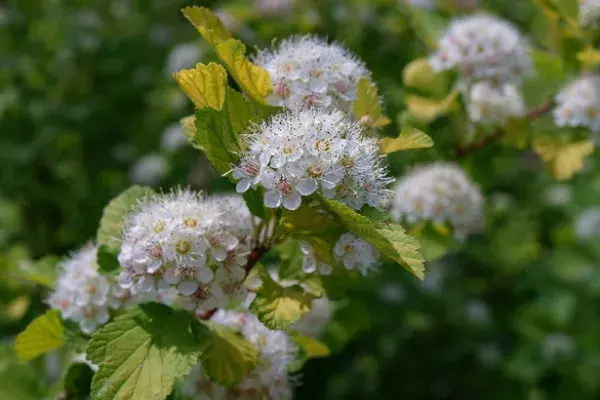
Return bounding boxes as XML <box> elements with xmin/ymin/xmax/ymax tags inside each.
<box><xmin>333</xmin><ymin>233</ymin><xmax>381</xmax><ymax>275</ymax></box>
<box><xmin>117</xmin><ymin>190</ymin><xmax>256</xmax><ymax>316</ymax></box>
<box><xmin>181</xmin><ymin>310</ymin><xmax>297</xmax><ymax>400</ymax></box>
<box><xmin>48</xmin><ymin>245</ymin><xmax>132</xmax><ymax>334</ymax></box>
<box><xmin>579</xmin><ymin>0</ymin><xmax>600</xmax><ymax>26</ymax></box>
<box><xmin>466</xmin><ymin>82</ymin><xmax>525</xmax><ymax>125</ymax></box>
<box><xmin>254</xmin><ymin>35</ymin><xmax>370</xmax><ymax>113</ymax></box>
<box><xmin>430</xmin><ymin>14</ymin><xmax>532</xmax><ymax>86</ymax></box>
<box><xmin>391</xmin><ymin>163</ymin><xmax>484</xmax><ymax>237</ymax></box>
<box><xmin>553</xmin><ymin>76</ymin><xmax>600</xmax><ymax>134</ymax></box>
<box><xmin>402</xmin><ymin>0</ymin><xmax>435</xmax><ymax>10</ymax></box>
<box><xmin>292</xmin><ymin>296</ymin><xmax>332</xmax><ymax>338</ymax></box>
<box><xmin>233</xmin><ymin>108</ymin><xmax>393</xmax><ymax>211</ymax></box>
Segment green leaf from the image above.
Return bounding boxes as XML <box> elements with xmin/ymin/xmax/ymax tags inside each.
<box><xmin>318</xmin><ymin>196</ymin><xmax>425</xmax><ymax>280</ymax></box>
<box><xmin>87</xmin><ymin>304</ymin><xmax>207</xmax><ymax>400</ymax></box>
<box><xmin>181</xmin><ymin>6</ymin><xmax>232</xmax><ymax>47</ymax></box>
<box><xmin>405</xmin><ymin>90</ymin><xmax>458</xmax><ymax>123</ymax></box>
<box><xmin>380</xmin><ymin>127</ymin><xmax>434</xmax><ymax>154</ymax></box>
<box><xmin>14</xmin><ymin>310</ymin><xmax>64</xmax><ymax>362</ymax></box>
<box><xmin>0</xmin><ymin>345</ymin><xmax>44</xmax><ymax>400</ymax></box>
<box><xmin>290</xmin><ymin>331</ymin><xmax>331</xmax><ymax>358</ymax></box>
<box><xmin>200</xmin><ymin>321</ymin><xmax>259</xmax><ymax>386</ymax></box>
<box><xmin>402</xmin><ymin>57</ymin><xmax>439</xmax><ymax>93</ymax></box>
<box><xmin>277</xmin><ymin>239</ymin><xmax>304</xmax><ymax>281</ymax></box>
<box><xmin>352</xmin><ymin>78</ymin><xmax>391</xmax><ymax>128</ymax></box>
<box><xmin>577</xmin><ymin>48</ymin><xmax>600</xmax><ymax>68</ymax></box>
<box><xmin>502</xmin><ymin>118</ymin><xmax>532</xmax><ymax>149</ymax></box>
<box><xmin>551</xmin><ymin>0</ymin><xmax>578</xmax><ymax>19</ymax></box>
<box><xmin>533</xmin><ymin>138</ymin><xmax>595</xmax><ymax>181</ymax></box>
<box><xmin>64</xmin><ymin>362</ymin><xmax>94</xmax><ymax>399</ymax></box>
<box><xmin>173</xmin><ymin>62</ymin><xmax>227</xmax><ymax>110</ymax></box>
<box><xmin>250</xmin><ymin>266</ymin><xmax>315</xmax><ymax>329</ymax></box>
<box><xmin>19</xmin><ymin>255</ymin><xmax>59</xmax><ymax>288</ymax></box>
<box><xmin>532</xmin><ymin>50</ymin><xmax>565</xmax><ymax>82</ymax></box>
<box><xmin>242</xmin><ymin>189</ymin><xmax>266</xmax><ymax>219</ymax></box>
<box><xmin>96</xmin><ymin>185</ymin><xmax>154</xmax><ymax>275</ymax></box>
<box><xmin>192</xmin><ymin>87</ymin><xmax>278</xmax><ymax>178</ymax></box>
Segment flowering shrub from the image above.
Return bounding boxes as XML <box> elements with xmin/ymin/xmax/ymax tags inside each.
<box><xmin>4</xmin><ymin>0</ymin><xmax>600</xmax><ymax>399</ymax></box>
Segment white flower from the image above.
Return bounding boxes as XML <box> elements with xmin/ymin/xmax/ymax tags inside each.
<box><xmin>430</xmin><ymin>14</ymin><xmax>532</xmax><ymax>85</ymax></box>
<box><xmin>118</xmin><ymin>190</ymin><xmax>256</xmax><ymax>315</ymax></box>
<box><xmin>391</xmin><ymin>162</ymin><xmax>484</xmax><ymax>237</ymax></box>
<box><xmin>181</xmin><ymin>310</ymin><xmax>297</xmax><ymax>400</ymax></box>
<box><xmin>165</xmin><ymin>42</ymin><xmax>202</xmax><ymax>76</ymax></box>
<box><xmin>333</xmin><ymin>233</ymin><xmax>380</xmax><ymax>275</ymax></box>
<box><xmin>160</xmin><ymin>123</ymin><xmax>188</xmax><ymax>152</ymax></box>
<box><xmin>254</xmin><ymin>35</ymin><xmax>371</xmax><ymax>113</ymax></box>
<box><xmin>579</xmin><ymin>0</ymin><xmax>600</xmax><ymax>26</ymax></box>
<box><xmin>466</xmin><ymin>82</ymin><xmax>525</xmax><ymax>125</ymax></box>
<box><xmin>300</xmin><ymin>242</ymin><xmax>334</xmax><ymax>275</ymax></box>
<box><xmin>553</xmin><ymin>76</ymin><xmax>600</xmax><ymax>134</ymax></box>
<box><xmin>48</xmin><ymin>244</ymin><xmax>133</xmax><ymax>334</ymax></box>
<box><xmin>129</xmin><ymin>153</ymin><xmax>168</xmax><ymax>185</ymax></box>
<box><xmin>574</xmin><ymin>207</ymin><xmax>600</xmax><ymax>240</ymax></box>
<box><xmin>292</xmin><ymin>296</ymin><xmax>332</xmax><ymax>338</ymax></box>
<box><xmin>234</xmin><ymin>108</ymin><xmax>393</xmax><ymax>211</ymax></box>
<box><xmin>255</xmin><ymin>0</ymin><xmax>295</xmax><ymax>16</ymax></box>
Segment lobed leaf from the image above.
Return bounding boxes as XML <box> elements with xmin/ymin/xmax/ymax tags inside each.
<box><xmin>200</xmin><ymin>322</ymin><xmax>259</xmax><ymax>386</ymax></box>
<box><xmin>353</xmin><ymin>78</ymin><xmax>391</xmax><ymax>128</ymax></box>
<box><xmin>405</xmin><ymin>90</ymin><xmax>458</xmax><ymax>123</ymax></box>
<box><xmin>533</xmin><ymin>138</ymin><xmax>595</xmax><ymax>181</ymax></box>
<box><xmin>380</xmin><ymin>127</ymin><xmax>434</xmax><ymax>154</ymax></box>
<box><xmin>290</xmin><ymin>331</ymin><xmax>331</xmax><ymax>358</ymax></box>
<box><xmin>173</xmin><ymin>62</ymin><xmax>227</xmax><ymax>110</ymax></box>
<box><xmin>402</xmin><ymin>57</ymin><xmax>439</xmax><ymax>93</ymax></box>
<box><xmin>14</xmin><ymin>310</ymin><xmax>64</xmax><ymax>362</ymax></box>
<box><xmin>87</xmin><ymin>304</ymin><xmax>207</xmax><ymax>400</ymax></box>
<box><xmin>181</xmin><ymin>6</ymin><xmax>232</xmax><ymax>46</ymax></box>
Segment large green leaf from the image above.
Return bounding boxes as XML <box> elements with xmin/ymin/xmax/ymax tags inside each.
<box><xmin>200</xmin><ymin>321</ymin><xmax>259</xmax><ymax>386</ymax></box>
<box><xmin>14</xmin><ymin>310</ymin><xmax>64</xmax><ymax>362</ymax></box>
<box><xmin>318</xmin><ymin>196</ymin><xmax>425</xmax><ymax>280</ymax></box>
<box><xmin>250</xmin><ymin>266</ymin><xmax>315</xmax><ymax>329</ymax></box>
<box><xmin>96</xmin><ymin>185</ymin><xmax>154</xmax><ymax>275</ymax></box>
<box><xmin>87</xmin><ymin>304</ymin><xmax>208</xmax><ymax>400</ymax></box>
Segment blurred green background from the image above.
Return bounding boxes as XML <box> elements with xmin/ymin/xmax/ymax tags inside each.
<box><xmin>2</xmin><ymin>0</ymin><xmax>600</xmax><ymax>399</ymax></box>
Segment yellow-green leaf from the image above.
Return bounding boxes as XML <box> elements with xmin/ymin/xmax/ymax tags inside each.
<box><xmin>533</xmin><ymin>138</ymin><xmax>595</xmax><ymax>181</ymax></box>
<box><xmin>181</xmin><ymin>6</ymin><xmax>232</xmax><ymax>46</ymax></box>
<box><xmin>402</xmin><ymin>57</ymin><xmax>438</xmax><ymax>93</ymax></box>
<box><xmin>14</xmin><ymin>310</ymin><xmax>63</xmax><ymax>362</ymax></box>
<box><xmin>380</xmin><ymin>127</ymin><xmax>434</xmax><ymax>154</ymax></box>
<box><xmin>250</xmin><ymin>267</ymin><xmax>315</xmax><ymax>329</ymax></box>
<box><xmin>353</xmin><ymin>78</ymin><xmax>391</xmax><ymax>128</ymax></box>
<box><xmin>532</xmin><ymin>50</ymin><xmax>565</xmax><ymax>82</ymax></box>
<box><xmin>173</xmin><ymin>62</ymin><xmax>227</xmax><ymax>110</ymax></box>
<box><xmin>214</xmin><ymin>39</ymin><xmax>272</xmax><ymax>104</ymax></box>
<box><xmin>405</xmin><ymin>90</ymin><xmax>458</xmax><ymax>123</ymax></box>
<box><xmin>180</xmin><ymin>115</ymin><xmax>196</xmax><ymax>138</ymax></box>
<box><xmin>201</xmin><ymin>322</ymin><xmax>258</xmax><ymax>386</ymax></box>
<box><xmin>291</xmin><ymin>332</ymin><xmax>331</xmax><ymax>358</ymax></box>
<box><xmin>577</xmin><ymin>48</ymin><xmax>600</xmax><ymax>68</ymax></box>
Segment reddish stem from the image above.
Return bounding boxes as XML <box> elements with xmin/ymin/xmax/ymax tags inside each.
<box><xmin>455</xmin><ymin>100</ymin><xmax>554</xmax><ymax>159</ymax></box>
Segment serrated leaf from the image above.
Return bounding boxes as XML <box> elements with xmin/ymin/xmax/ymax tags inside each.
<box><xmin>402</xmin><ymin>57</ymin><xmax>438</xmax><ymax>93</ymax></box>
<box><xmin>250</xmin><ymin>267</ymin><xmax>314</xmax><ymax>329</ymax></box>
<box><xmin>192</xmin><ymin>87</ymin><xmax>278</xmax><ymax>178</ymax></box>
<box><xmin>533</xmin><ymin>138</ymin><xmax>595</xmax><ymax>181</ymax></box>
<box><xmin>405</xmin><ymin>91</ymin><xmax>458</xmax><ymax>123</ymax></box>
<box><xmin>318</xmin><ymin>196</ymin><xmax>425</xmax><ymax>279</ymax></box>
<box><xmin>200</xmin><ymin>322</ymin><xmax>258</xmax><ymax>386</ymax></box>
<box><xmin>96</xmin><ymin>186</ymin><xmax>154</xmax><ymax>275</ymax></box>
<box><xmin>181</xmin><ymin>6</ymin><xmax>232</xmax><ymax>46</ymax></box>
<box><xmin>352</xmin><ymin>78</ymin><xmax>390</xmax><ymax>128</ymax></box>
<box><xmin>532</xmin><ymin>50</ymin><xmax>565</xmax><ymax>82</ymax></box>
<box><xmin>291</xmin><ymin>331</ymin><xmax>331</xmax><ymax>358</ymax></box>
<box><xmin>214</xmin><ymin>39</ymin><xmax>272</xmax><ymax>104</ymax></box>
<box><xmin>87</xmin><ymin>304</ymin><xmax>207</xmax><ymax>400</ymax></box>
<box><xmin>173</xmin><ymin>62</ymin><xmax>227</xmax><ymax>110</ymax></box>
<box><xmin>14</xmin><ymin>310</ymin><xmax>64</xmax><ymax>362</ymax></box>
<box><xmin>577</xmin><ymin>48</ymin><xmax>600</xmax><ymax>68</ymax></box>
<box><xmin>380</xmin><ymin>127</ymin><xmax>434</xmax><ymax>154</ymax></box>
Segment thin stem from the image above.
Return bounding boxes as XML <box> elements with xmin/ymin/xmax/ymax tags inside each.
<box><xmin>455</xmin><ymin>100</ymin><xmax>554</xmax><ymax>159</ymax></box>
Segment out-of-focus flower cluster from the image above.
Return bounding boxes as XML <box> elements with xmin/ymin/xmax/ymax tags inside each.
<box><xmin>579</xmin><ymin>0</ymin><xmax>600</xmax><ymax>26</ymax></box>
<box><xmin>233</xmin><ymin>108</ymin><xmax>393</xmax><ymax>211</ymax></box>
<box><xmin>181</xmin><ymin>310</ymin><xmax>297</xmax><ymax>400</ymax></box>
<box><xmin>553</xmin><ymin>76</ymin><xmax>600</xmax><ymax>136</ymax></box>
<box><xmin>466</xmin><ymin>82</ymin><xmax>525</xmax><ymax>125</ymax></box>
<box><xmin>255</xmin><ymin>35</ymin><xmax>370</xmax><ymax>113</ymax></box>
<box><xmin>391</xmin><ymin>162</ymin><xmax>484</xmax><ymax>237</ymax></box>
<box><xmin>117</xmin><ymin>190</ymin><xmax>256</xmax><ymax>316</ymax></box>
<box><xmin>48</xmin><ymin>245</ymin><xmax>134</xmax><ymax>334</ymax></box>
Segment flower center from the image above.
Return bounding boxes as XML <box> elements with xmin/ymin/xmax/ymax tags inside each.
<box><xmin>243</xmin><ymin>161</ymin><xmax>260</xmax><ymax>177</ymax></box>
<box><xmin>314</xmin><ymin>139</ymin><xmax>330</xmax><ymax>152</ymax></box>
<box><xmin>283</xmin><ymin>145</ymin><xmax>294</xmax><ymax>155</ymax></box>
<box><xmin>341</xmin><ymin>156</ymin><xmax>355</xmax><ymax>168</ymax></box>
<box><xmin>344</xmin><ymin>244</ymin><xmax>355</xmax><ymax>254</ymax></box>
<box><xmin>153</xmin><ymin>221</ymin><xmax>165</xmax><ymax>233</ymax></box>
<box><xmin>307</xmin><ymin>164</ymin><xmax>324</xmax><ymax>178</ymax></box>
<box><xmin>149</xmin><ymin>245</ymin><xmax>163</xmax><ymax>259</ymax></box>
<box><xmin>175</xmin><ymin>240</ymin><xmax>191</xmax><ymax>255</ymax></box>
<box><xmin>184</xmin><ymin>217</ymin><xmax>198</xmax><ymax>228</ymax></box>
<box><xmin>276</xmin><ymin>178</ymin><xmax>294</xmax><ymax>195</ymax></box>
